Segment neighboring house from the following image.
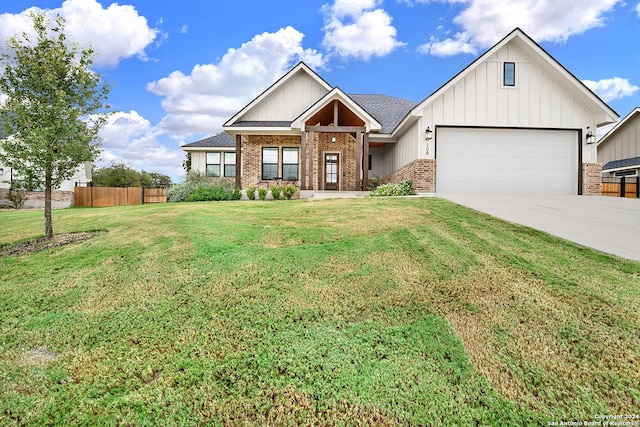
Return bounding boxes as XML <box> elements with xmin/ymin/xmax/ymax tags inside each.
<box><xmin>597</xmin><ymin>108</ymin><xmax>640</xmax><ymax>177</ymax></box>
<box><xmin>183</xmin><ymin>28</ymin><xmax>618</xmax><ymax>195</ymax></box>
<box><xmin>0</xmin><ymin>140</ymin><xmax>92</xmax><ymax>207</ymax></box>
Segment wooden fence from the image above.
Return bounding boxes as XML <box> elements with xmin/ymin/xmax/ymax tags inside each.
<box><xmin>602</xmin><ymin>176</ymin><xmax>640</xmax><ymax>198</ymax></box>
<box><xmin>74</xmin><ymin>186</ymin><xmax>166</xmax><ymax>207</ymax></box>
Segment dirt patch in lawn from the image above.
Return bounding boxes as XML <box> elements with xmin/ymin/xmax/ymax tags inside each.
<box><xmin>0</xmin><ymin>231</ymin><xmax>102</xmax><ymax>257</ymax></box>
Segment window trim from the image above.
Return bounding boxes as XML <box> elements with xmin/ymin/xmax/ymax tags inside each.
<box><xmin>206</xmin><ymin>152</ymin><xmax>221</xmax><ymax>177</ymax></box>
<box><xmin>503</xmin><ymin>62</ymin><xmax>516</xmax><ymax>87</ymax></box>
<box><xmin>262</xmin><ymin>147</ymin><xmax>279</xmax><ymax>180</ymax></box>
<box><xmin>282</xmin><ymin>147</ymin><xmax>299</xmax><ymax>181</ymax></box>
<box><xmin>224</xmin><ymin>152</ymin><xmax>236</xmax><ymax>178</ymax></box>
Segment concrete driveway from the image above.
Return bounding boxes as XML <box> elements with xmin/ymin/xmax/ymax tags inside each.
<box><xmin>439</xmin><ymin>194</ymin><xmax>640</xmax><ymax>262</ymax></box>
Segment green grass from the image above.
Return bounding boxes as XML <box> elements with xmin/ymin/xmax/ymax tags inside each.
<box><xmin>0</xmin><ymin>198</ymin><xmax>638</xmax><ymax>426</ymax></box>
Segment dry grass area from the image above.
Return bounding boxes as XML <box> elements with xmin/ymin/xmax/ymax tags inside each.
<box><xmin>0</xmin><ymin>198</ymin><xmax>638</xmax><ymax>425</ymax></box>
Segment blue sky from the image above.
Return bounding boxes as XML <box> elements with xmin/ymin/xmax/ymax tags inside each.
<box><xmin>1</xmin><ymin>0</ymin><xmax>639</xmax><ymax>181</ymax></box>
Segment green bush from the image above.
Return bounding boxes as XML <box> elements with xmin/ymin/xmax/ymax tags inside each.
<box><xmin>232</xmin><ymin>187</ymin><xmax>242</xmax><ymax>200</ymax></box>
<box><xmin>258</xmin><ymin>188</ymin><xmax>267</xmax><ymax>201</ymax></box>
<box><xmin>246</xmin><ymin>186</ymin><xmax>256</xmax><ymax>200</ymax></box>
<box><xmin>282</xmin><ymin>185</ymin><xmax>297</xmax><ymax>200</ymax></box>
<box><xmin>367</xmin><ymin>180</ymin><xmax>415</xmax><ymax>197</ymax></box>
<box><xmin>167</xmin><ymin>171</ymin><xmax>237</xmax><ymax>202</ymax></box>
<box><xmin>270</xmin><ymin>185</ymin><xmax>281</xmax><ymax>200</ymax></box>
<box><xmin>7</xmin><ymin>188</ymin><xmax>27</xmax><ymax>209</ymax></box>
<box><xmin>187</xmin><ymin>184</ymin><xmax>233</xmax><ymax>202</ymax></box>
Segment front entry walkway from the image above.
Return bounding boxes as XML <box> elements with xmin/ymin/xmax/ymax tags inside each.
<box><xmin>440</xmin><ymin>194</ymin><xmax>640</xmax><ymax>262</ymax></box>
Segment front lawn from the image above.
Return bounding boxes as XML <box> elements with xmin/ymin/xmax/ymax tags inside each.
<box><xmin>0</xmin><ymin>198</ymin><xmax>638</xmax><ymax>425</ymax></box>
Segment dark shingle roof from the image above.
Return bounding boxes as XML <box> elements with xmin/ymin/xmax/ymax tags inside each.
<box><xmin>602</xmin><ymin>156</ymin><xmax>640</xmax><ymax>171</ymax></box>
<box><xmin>182</xmin><ymin>132</ymin><xmax>235</xmax><ymax>148</ymax></box>
<box><xmin>229</xmin><ymin>121</ymin><xmax>292</xmax><ymax>127</ymax></box>
<box><xmin>348</xmin><ymin>94</ymin><xmax>418</xmax><ymax>134</ymax></box>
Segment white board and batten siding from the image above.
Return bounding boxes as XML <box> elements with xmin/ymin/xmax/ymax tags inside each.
<box><xmin>239</xmin><ymin>72</ymin><xmax>330</xmax><ymax>122</ymax></box>
<box><xmin>380</xmin><ymin>37</ymin><xmax>603</xmax><ymax>195</ymax></box>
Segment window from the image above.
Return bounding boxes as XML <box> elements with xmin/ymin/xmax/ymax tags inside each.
<box><xmin>282</xmin><ymin>147</ymin><xmax>299</xmax><ymax>180</ymax></box>
<box><xmin>224</xmin><ymin>152</ymin><xmax>236</xmax><ymax>177</ymax></box>
<box><xmin>503</xmin><ymin>62</ymin><xmax>515</xmax><ymax>87</ymax></box>
<box><xmin>262</xmin><ymin>147</ymin><xmax>279</xmax><ymax>180</ymax></box>
<box><xmin>368</xmin><ymin>154</ymin><xmax>372</xmax><ymax>171</ymax></box>
<box><xmin>206</xmin><ymin>152</ymin><xmax>221</xmax><ymax>177</ymax></box>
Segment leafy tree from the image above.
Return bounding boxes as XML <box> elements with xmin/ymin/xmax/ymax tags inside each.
<box><xmin>92</xmin><ymin>162</ymin><xmax>142</xmax><ymax>187</ymax></box>
<box><xmin>144</xmin><ymin>171</ymin><xmax>172</xmax><ymax>188</ymax></box>
<box><xmin>0</xmin><ymin>13</ymin><xmax>110</xmax><ymax>238</ymax></box>
<box><xmin>182</xmin><ymin>152</ymin><xmax>191</xmax><ymax>173</ymax></box>
<box><xmin>92</xmin><ymin>162</ymin><xmax>171</xmax><ymax>188</ymax></box>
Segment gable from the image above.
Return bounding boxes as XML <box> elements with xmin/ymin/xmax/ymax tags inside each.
<box><xmin>290</xmin><ymin>88</ymin><xmax>382</xmax><ymax>133</ymax></box>
<box><xmin>597</xmin><ymin>108</ymin><xmax>640</xmax><ymax>165</ymax></box>
<box><xmin>225</xmin><ymin>63</ymin><xmax>331</xmax><ymax>126</ymax></box>
<box><xmin>398</xmin><ymin>28</ymin><xmax>618</xmax><ymax>135</ymax></box>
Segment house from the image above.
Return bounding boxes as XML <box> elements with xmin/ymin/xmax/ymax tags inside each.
<box><xmin>0</xmin><ymin>146</ymin><xmax>91</xmax><ymax>208</ymax></box>
<box><xmin>183</xmin><ymin>28</ymin><xmax>618</xmax><ymax>195</ymax></box>
<box><xmin>597</xmin><ymin>108</ymin><xmax>640</xmax><ymax>177</ymax></box>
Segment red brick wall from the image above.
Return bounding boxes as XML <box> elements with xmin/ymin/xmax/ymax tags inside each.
<box><xmin>382</xmin><ymin>159</ymin><xmax>436</xmax><ymax>192</ymax></box>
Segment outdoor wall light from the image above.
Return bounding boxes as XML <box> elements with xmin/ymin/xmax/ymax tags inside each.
<box><xmin>331</xmin><ymin>136</ymin><xmax>336</xmax><ymax>142</ymax></box>
<box><xmin>0</xmin><ymin>168</ymin><xmax>3</xmax><ymax>176</ymax></box>
<box><xmin>425</xmin><ymin>127</ymin><xmax>433</xmax><ymax>140</ymax></box>
<box><xmin>586</xmin><ymin>127</ymin><xmax>596</xmax><ymax>144</ymax></box>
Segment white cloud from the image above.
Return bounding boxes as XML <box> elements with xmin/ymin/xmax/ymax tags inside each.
<box><xmin>417</xmin><ymin>33</ymin><xmax>477</xmax><ymax>57</ymax></box>
<box><xmin>582</xmin><ymin>77</ymin><xmax>639</xmax><ymax>102</ymax></box>
<box><xmin>97</xmin><ymin>111</ymin><xmax>185</xmax><ymax>180</ymax></box>
<box><xmin>0</xmin><ymin>0</ymin><xmax>158</xmax><ymax>67</ymax></box>
<box><xmin>322</xmin><ymin>0</ymin><xmax>405</xmax><ymax>60</ymax></box>
<box><xmin>637</xmin><ymin>3</ymin><xmax>640</xmax><ymax>17</ymax></box>
<box><xmin>147</xmin><ymin>26</ymin><xmax>326</xmax><ymax>135</ymax></box>
<box><xmin>181</xmin><ymin>25</ymin><xmax>189</xmax><ymax>35</ymax></box>
<box><xmin>416</xmin><ymin>0</ymin><xmax>622</xmax><ymax>56</ymax></box>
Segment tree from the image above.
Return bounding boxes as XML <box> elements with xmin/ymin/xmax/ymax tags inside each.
<box><xmin>0</xmin><ymin>13</ymin><xmax>110</xmax><ymax>239</ymax></box>
<box><xmin>144</xmin><ymin>171</ymin><xmax>172</xmax><ymax>188</ymax></box>
<box><xmin>92</xmin><ymin>162</ymin><xmax>142</xmax><ymax>187</ymax></box>
<box><xmin>92</xmin><ymin>162</ymin><xmax>172</xmax><ymax>188</ymax></box>
<box><xmin>182</xmin><ymin>152</ymin><xmax>191</xmax><ymax>173</ymax></box>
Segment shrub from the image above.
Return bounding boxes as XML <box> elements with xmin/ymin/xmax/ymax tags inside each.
<box><xmin>367</xmin><ymin>180</ymin><xmax>415</xmax><ymax>197</ymax></box>
<box><xmin>282</xmin><ymin>185</ymin><xmax>297</xmax><ymax>200</ymax></box>
<box><xmin>258</xmin><ymin>188</ymin><xmax>268</xmax><ymax>201</ymax></box>
<box><xmin>187</xmin><ymin>184</ymin><xmax>233</xmax><ymax>202</ymax></box>
<box><xmin>167</xmin><ymin>171</ymin><xmax>237</xmax><ymax>202</ymax></box>
<box><xmin>232</xmin><ymin>187</ymin><xmax>242</xmax><ymax>200</ymax></box>
<box><xmin>366</xmin><ymin>177</ymin><xmax>382</xmax><ymax>191</ymax></box>
<box><xmin>246</xmin><ymin>186</ymin><xmax>256</xmax><ymax>200</ymax></box>
<box><xmin>7</xmin><ymin>188</ymin><xmax>27</xmax><ymax>209</ymax></box>
<box><xmin>270</xmin><ymin>185</ymin><xmax>281</xmax><ymax>200</ymax></box>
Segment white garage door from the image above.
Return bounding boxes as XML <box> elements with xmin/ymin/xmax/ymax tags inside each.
<box><xmin>436</xmin><ymin>128</ymin><xmax>579</xmax><ymax>195</ymax></box>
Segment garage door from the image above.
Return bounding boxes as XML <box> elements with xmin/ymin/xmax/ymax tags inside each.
<box><xmin>436</xmin><ymin>128</ymin><xmax>579</xmax><ymax>195</ymax></box>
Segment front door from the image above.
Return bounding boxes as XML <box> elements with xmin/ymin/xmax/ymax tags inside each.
<box><xmin>324</xmin><ymin>153</ymin><xmax>339</xmax><ymax>190</ymax></box>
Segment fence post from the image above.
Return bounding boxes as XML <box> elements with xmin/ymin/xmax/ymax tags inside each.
<box><xmin>142</xmin><ymin>184</ymin><xmax>145</xmax><ymax>205</ymax></box>
<box><xmin>636</xmin><ymin>176</ymin><xmax>640</xmax><ymax>199</ymax></box>
<box><xmin>620</xmin><ymin>176</ymin><xmax>625</xmax><ymax>198</ymax></box>
<box><xmin>90</xmin><ymin>181</ymin><xmax>93</xmax><ymax>207</ymax></box>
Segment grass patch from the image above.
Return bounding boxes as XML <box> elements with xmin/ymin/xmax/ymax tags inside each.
<box><xmin>0</xmin><ymin>198</ymin><xmax>638</xmax><ymax>425</ymax></box>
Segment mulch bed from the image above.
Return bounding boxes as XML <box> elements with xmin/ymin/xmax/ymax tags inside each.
<box><xmin>0</xmin><ymin>232</ymin><xmax>102</xmax><ymax>257</ymax></box>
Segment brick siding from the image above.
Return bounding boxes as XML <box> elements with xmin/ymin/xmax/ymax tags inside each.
<box><xmin>0</xmin><ymin>189</ymin><xmax>74</xmax><ymax>208</ymax></box>
<box><xmin>241</xmin><ymin>135</ymin><xmax>301</xmax><ymax>189</ymax></box>
<box><xmin>240</xmin><ymin>132</ymin><xmax>361</xmax><ymax>191</ymax></box>
<box><xmin>582</xmin><ymin>163</ymin><xmax>602</xmax><ymax>195</ymax></box>
<box><xmin>381</xmin><ymin>159</ymin><xmax>436</xmax><ymax>192</ymax></box>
